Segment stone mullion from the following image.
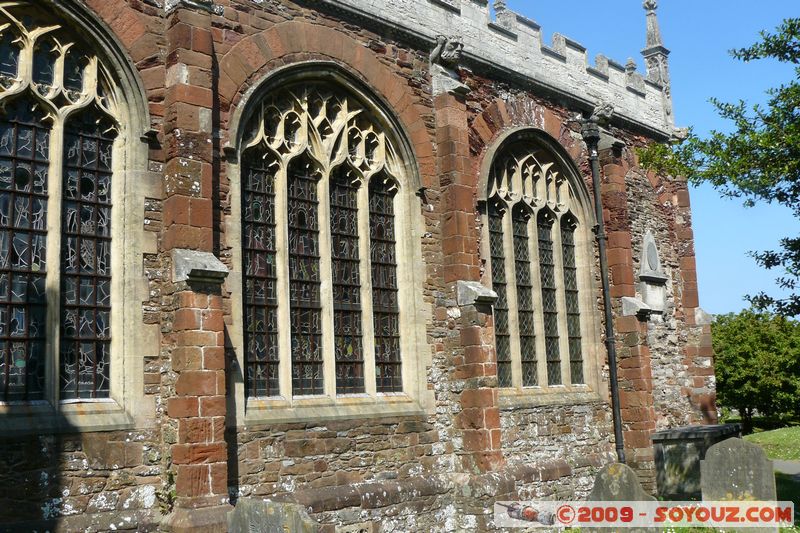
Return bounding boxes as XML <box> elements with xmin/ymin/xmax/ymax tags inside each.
<box><xmin>45</xmin><ymin>119</ymin><xmax>64</xmax><ymax>406</ymax></box>
<box><xmin>275</xmin><ymin>164</ymin><xmax>292</xmax><ymax>401</ymax></box>
<box><xmin>357</xmin><ymin>181</ymin><xmax>378</xmax><ymax>398</ymax></box>
<box><xmin>317</xmin><ymin>170</ymin><xmax>336</xmax><ymax>399</ymax></box>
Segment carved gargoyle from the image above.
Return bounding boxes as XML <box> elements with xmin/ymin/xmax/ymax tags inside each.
<box><xmin>430</xmin><ymin>35</ymin><xmax>464</xmax><ymax>70</ymax></box>
<box><xmin>590</xmin><ymin>101</ymin><xmax>614</xmax><ymax>126</ymax></box>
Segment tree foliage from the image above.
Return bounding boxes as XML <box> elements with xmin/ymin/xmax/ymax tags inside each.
<box><xmin>639</xmin><ymin>18</ymin><xmax>800</xmax><ymax>316</ymax></box>
<box><xmin>712</xmin><ymin>309</ymin><xmax>800</xmax><ymax>432</ymax></box>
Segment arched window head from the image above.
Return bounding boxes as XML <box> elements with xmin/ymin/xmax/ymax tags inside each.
<box><xmin>482</xmin><ymin>131</ymin><xmax>597</xmax><ymax>396</ymax></box>
<box><xmin>238</xmin><ymin>76</ymin><xmax>419</xmax><ymax>407</ymax></box>
<box><xmin>0</xmin><ymin>1</ymin><xmax>138</xmax><ymax>409</ymax></box>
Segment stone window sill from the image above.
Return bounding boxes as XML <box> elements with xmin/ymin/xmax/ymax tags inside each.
<box><xmin>0</xmin><ymin>399</ymin><xmax>134</xmax><ymax>435</ymax></box>
<box><xmin>242</xmin><ymin>393</ymin><xmax>425</xmax><ymax>425</ymax></box>
<box><xmin>499</xmin><ymin>386</ymin><xmax>604</xmax><ymax>409</ymax></box>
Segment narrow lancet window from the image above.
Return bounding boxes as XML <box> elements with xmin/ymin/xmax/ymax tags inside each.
<box><xmin>561</xmin><ymin>217</ymin><xmax>583</xmax><ymax>384</ymax></box>
<box><xmin>287</xmin><ymin>155</ymin><xmax>323</xmax><ymax>396</ymax></box>
<box><xmin>369</xmin><ymin>176</ymin><xmax>401</xmax><ymax>393</ymax></box>
<box><xmin>538</xmin><ymin>211</ymin><xmax>561</xmax><ymax>386</ymax></box>
<box><xmin>242</xmin><ymin>149</ymin><xmax>280</xmax><ymax>397</ymax></box>
<box><xmin>0</xmin><ymin>99</ymin><xmax>48</xmax><ymax>401</ymax></box>
<box><xmin>512</xmin><ymin>206</ymin><xmax>537</xmax><ymax>387</ymax></box>
<box><xmin>489</xmin><ymin>203</ymin><xmax>511</xmax><ymax>387</ymax></box>
<box><xmin>330</xmin><ymin>167</ymin><xmax>364</xmax><ymax>394</ymax></box>
<box><xmin>60</xmin><ymin>108</ymin><xmax>116</xmax><ymax>399</ymax></box>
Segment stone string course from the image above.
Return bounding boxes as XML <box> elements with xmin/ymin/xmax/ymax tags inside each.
<box><xmin>0</xmin><ymin>0</ymin><xmax>714</xmax><ymax>531</ymax></box>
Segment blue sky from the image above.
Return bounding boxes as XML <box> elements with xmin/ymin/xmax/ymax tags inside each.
<box><xmin>504</xmin><ymin>0</ymin><xmax>799</xmax><ymax>315</ymax></box>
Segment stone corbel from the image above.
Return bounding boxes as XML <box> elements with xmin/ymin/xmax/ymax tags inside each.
<box><xmin>621</xmin><ymin>296</ymin><xmax>652</xmax><ymax>320</ymax></box>
<box><xmin>457</xmin><ymin>281</ymin><xmax>498</xmax><ymax>308</ymax></box>
<box><xmin>430</xmin><ymin>35</ymin><xmax>470</xmax><ymax>97</ymax></box>
<box><xmin>172</xmin><ymin>249</ymin><xmax>229</xmax><ymax>285</ymax></box>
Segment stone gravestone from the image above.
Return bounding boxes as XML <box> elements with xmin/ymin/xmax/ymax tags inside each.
<box><xmin>701</xmin><ymin>438</ymin><xmax>777</xmax><ymax>533</ymax></box>
<box><xmin>701</xmin><ymin>438</ymin><xmax>776</xmax><ymax>501</ymax></box>
<box><xmin>228</xmin><ymin>498</ymin><xmax>320</xmax><ymax>533</ymax></box>
<box><xmin>586</xmin><ymin>463</ymin><xmax>657</xmax><ymax>533</ymax></box>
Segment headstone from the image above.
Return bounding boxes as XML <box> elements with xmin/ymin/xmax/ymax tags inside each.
<box><xmin>701</xmin><ymin>438</ymin><xmax>776</xmax><ymax>501</ymax></box>
<box><xmin>227</xmin><ymin>498</ymin><xmax>320</xmax><ymax>533</ymax></box>
<box><xmin>588</xmin><ymin>463</ymin><xmax>656</xmax><ymax>502</ymax></box>
<box><xmin>586</xmin><ymin>463</ymin><xmax>657</xmax><ymax>533</ymax></box>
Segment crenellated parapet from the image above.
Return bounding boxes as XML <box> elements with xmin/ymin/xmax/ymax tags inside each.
<box><xmin>312</xmin><ymin>0</ymin><xmax>674</xmax><ymax>138</ymax></box>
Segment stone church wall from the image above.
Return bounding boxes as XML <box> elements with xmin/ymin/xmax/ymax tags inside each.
<box><xmin>0</xmin><ymin>0</ymin><xmax>715</xmax><ymax>530</ymax></box>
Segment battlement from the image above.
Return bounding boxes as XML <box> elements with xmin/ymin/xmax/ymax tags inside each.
<box><xmin>315</xmin><ymin>0</ymin><xmax>674</xmax><ymax>137</ymax></box>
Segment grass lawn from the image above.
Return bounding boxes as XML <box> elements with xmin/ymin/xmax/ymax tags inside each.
<box><xmin>745</xmin><ymin>426</ymin><xmax>800</xmax><ymax>460</ymax></box>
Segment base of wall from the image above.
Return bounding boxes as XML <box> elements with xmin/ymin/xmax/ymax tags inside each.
<box><xmin>2</xmin><ymin>509</ymin><xmax>161</xmax><ymax>532</ymax></box>
<box><xmin>162</xmin><ymin>505</ymin><xmax>232</xmax><ymax>533</ymax></box>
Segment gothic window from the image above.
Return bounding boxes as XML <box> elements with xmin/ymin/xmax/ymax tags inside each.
<box><xmin>239</xmin><ymin>82</ymin><xmax>412</xmax><ymax>401</ymax></box>
<box><xmin>561</xmin><ymin>215</ymin><xmax>584</xmax><ymax>385</ymax></box>
<box><xmin>0</xmin><ymin>4</ymin><xmax>121</xmax><ymax>403</ymax></box>
<box><xmin>484</xmin><ymin>136</ymin><xmax>592</xmax><ymax>391</ymax></box>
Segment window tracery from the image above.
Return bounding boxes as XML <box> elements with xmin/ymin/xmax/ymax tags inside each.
<box><xmin>0</xmin><ymin>4</ymin><xmax>119</xmax><ymax>402</ymax></box>
<box><xmin>485</xmin><ymin>138</ymin><xmax>588</xmax><ymax>390</ymax></box>
<box><xmin>241</xmin><ymin>83</ymin><xmax>407</xmax><ymax>399</ymax></box>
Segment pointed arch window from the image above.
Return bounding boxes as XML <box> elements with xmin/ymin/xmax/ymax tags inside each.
<box><xmin>239</xmin><ymin>82</ymin><xmax>414</xmax><ymax>401</ymax></box>
<box><xmin>0</xmin><ymin>5</ymin><xmax>123</xmax><ymax>403</ymax></box>
<box><xmin>483</xmin><ymin>136</ymin><xmax>594</xmax><ymax>393</ymax></box>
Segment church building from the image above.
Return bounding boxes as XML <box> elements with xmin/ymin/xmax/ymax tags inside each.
<box><xmin>0</xmin><ymin>0</ymin><xmax>716</xmax><ymax>530</ymax></box>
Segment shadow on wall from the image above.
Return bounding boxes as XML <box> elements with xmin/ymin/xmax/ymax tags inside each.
<box><xmin>0</xmin><ymin>295</ymin><xmax>159</xmax><ymax>531</ymax></box>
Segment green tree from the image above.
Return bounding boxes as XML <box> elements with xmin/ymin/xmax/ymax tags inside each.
<box><xmin>712</xmin><ymin>309</ymin><xmax>800</xmax><ymax>433</ymax></box>
<box><xmin>639</xmin><ymin>18</ymin><xmax>800</xmax><ymax>316</ymax></box>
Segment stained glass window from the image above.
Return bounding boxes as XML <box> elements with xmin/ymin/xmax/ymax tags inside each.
<box><xmin>538</xmin><ymin>212</ymin><xmax>561</xmax><ymax>386</ymax></box>
<box><xmin>562</xmin><ymin>217</ymin><xmax>584</xmax><ymax>384</ymax></box>
<box><xmin>287</xmin><ymin>156</ymin><xmax>323</xmax><ymax>396</ymax></box>
<box><xmin>60</xmin><ymin>108</ymin><xmax>116</xmax><ymax>400</ymax></box>
<box><xmin>241</xmin><ymin>82</ymin><xmax>412</xmax><ymax>401</ymax></box>
<box><xmin>512</xmin><ymin>207</ymin><xmax>537</xmax><ymax>387</ymax></box>
<box><xmin>370</xmin><ymin>177</ymin><xmax>402</xmax><ymax>393</ymax></box>
<box><xmin>330</xmin><ymin>167</ymin><xmax>364</xmax><ymax>394</ymax></box>
<box><xmin>242</xmin><ymin>149</ymin><xmax>279</xmax><ymax>397</ymax></box>
<box><xmin>0</xmin><ymin>99</ymin><xmax>48</xmax><ymax>401</ymax></box>
<box><xmin>489</xmin><ymin>205</ymin><xmax>511</xmax><ymax>388</ymax></box>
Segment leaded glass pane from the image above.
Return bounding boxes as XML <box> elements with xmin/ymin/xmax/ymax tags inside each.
<box><xmin>561</xmin><ymin>220</ymin><xmax>584</xmax><ymax>384</ymax></box>
<box><xmin>288</xmin><ymin>156</ymin><xmax>323</xmax><ymax>396</ymax></box>
<box><xmin>488</xmin><ymin>205</ymin><xmax>512</xmax><ymax>387</ymax></box>
<box><xmin>513</xmin><ymin>207</ymin><xmax>537</xmax><ymax>387</ymax></box>
<box><xmin>538</xmin><ymin>214</ymin><xmax>561</xmax><ymax>386</ymax></box>
<box><xmin>242</xmin><ymin>149</ymin><xmax>279</xmax><ymax>397</ymax></box>
<box><xmin>0</xmin><ymin>99</ymin><xmax>47</xmax><ymax>401</ymax></box>
<box><xmin>0</xmin><ymin>32</ymin><xmax>19</xmax><ymax>81</ymax></box>
<box><xmin>60</xmin><ymin>107</ymin><xmax>115</xmax><ymax>400</ymax></box>
<box><xmin>330</xmin><ymin>167</ymin><xmax>364</xmax><ymax>394</ymax></box>
<box><xmin>370</xmin><ymin>177</ymin><xmax>402</xmax><ymax>393</ymax></box>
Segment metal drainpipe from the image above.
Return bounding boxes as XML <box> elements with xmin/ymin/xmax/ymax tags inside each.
<box><xmin>582</xmin><ymin>118</ymin><xmax>626</xmax><ymax>464</ymax></box>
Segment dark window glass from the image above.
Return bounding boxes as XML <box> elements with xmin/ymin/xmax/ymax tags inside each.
<box><xmin>0</xmin><ymin>32</ymin><xmax>20</xmax><ymax>80</ymax></box>
<box><xmin>489</xmin><ymin>205</ymin><xmax>511</xmax><ymax>388</ymax></box>
<box><xmin>288</xmin><ymin>156</ymin><xmax>323</xmax><ymax>396</ymax></box>
<box><xmin>60</xmin><ymin>107</ymin><xmax>115</xmax><ymax>399</ymax></box>
<box><xmin>330</xmin><ymin>167</ymin><xmax>364</xmax><ymax>394</ymax></box>
<box><xmin>369</xmin><ymin>177</ymin><xmax>401</xmax><ymax>393</ymax></box>
<box><xmin>242</xmin><ymin>149</ymin><xmax>279</xmax><ymax>397</ymax></box>
<box><xmin>512</xmin><ymin>207</ymin><xmax>537</xmax><ymax>387</ymax></box>
<box><xmin>0</xmin><ymin>98</ymin><xmax>48</xmax><ymax>401</ymax></box>
<box><xmin>538</xmin><ymin>213</ymin><xmax>561</xmax><ymax>385</ymax></box>
<box><xmin>562</xmin><ymin>219</ymin><xmax>584</xmax><ymax>384</ymax></box>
